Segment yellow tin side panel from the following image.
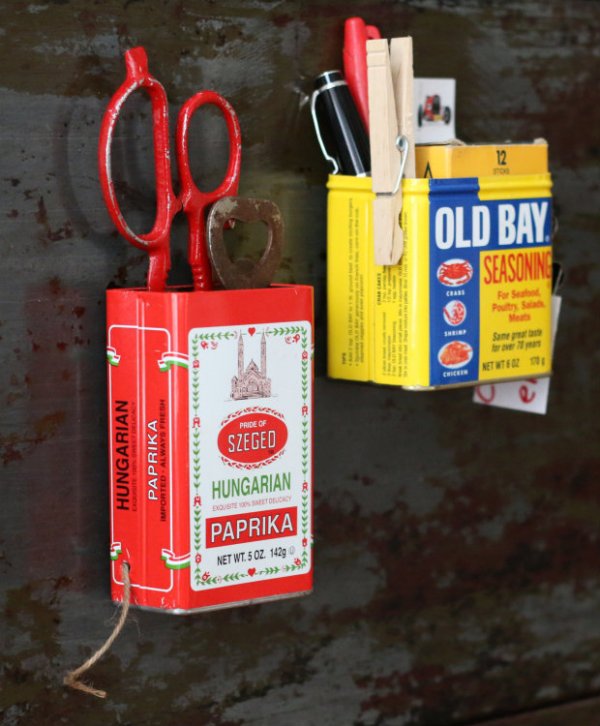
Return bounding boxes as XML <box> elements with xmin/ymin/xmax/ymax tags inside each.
<box><xmin>372</xmin><ymin>179</ymin><xmax>431</xmax><ymax>387</ymax></box>
<box><xmin>371</xmin><ymin>263</ymin><xmax>404</xmax><ymax>384</ymax></box>
<box><xmin>326</xmin><ymin>175</ymin><xmax>373</xmax><ymax>381</ymax></box>
<box><xmin>409</xmin><ymin>180</ymin><xmax>432</xmax><ymax>387</ymax></box>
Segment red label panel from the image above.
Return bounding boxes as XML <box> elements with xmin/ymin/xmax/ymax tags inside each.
<box><xmin>206</xmin><ymin>507</ymin><xmax>297</xmax><ymax>548</ymax></box>
<box><xmin>108</xmin><ymin>325</ymin><xmax>173</xmax><ymax>592</ymax></box>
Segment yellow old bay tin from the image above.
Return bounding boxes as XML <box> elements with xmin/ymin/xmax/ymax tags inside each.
<box><xmin>327</xmin><ymin>172</ymin><xmax>553</xmax><ymax>389</ymax></box>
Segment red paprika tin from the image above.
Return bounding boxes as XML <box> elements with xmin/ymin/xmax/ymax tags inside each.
<box><xmin>107</xmin><ymin>285</ymin><xmax>313</xmax><ymax>613</ymax></box>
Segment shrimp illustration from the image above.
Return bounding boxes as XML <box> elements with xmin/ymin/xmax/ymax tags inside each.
<box><xmin>443</xmin><ymin>300</ymin><xmax>467</xmax><ymax>326</ymax></box>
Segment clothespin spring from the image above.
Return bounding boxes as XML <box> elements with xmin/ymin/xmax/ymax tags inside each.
<box><xmin>376</xmin><ymin>135</ymin><xmax>409</xmax><ymax>197</ymax></box>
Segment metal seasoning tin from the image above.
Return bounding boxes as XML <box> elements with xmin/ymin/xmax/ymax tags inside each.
<box><xmin>326</xmin><ymin>171</ymin><xmax>553</xmax><ymax>389</ymax></box>
<box><xmin>107</xmin><ymin>285</ymin><xmax>314</xmax><ymax>613</ymax></box>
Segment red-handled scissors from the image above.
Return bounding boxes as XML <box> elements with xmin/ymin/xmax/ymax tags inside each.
<box><xmin>98</xmin><ymin>46</ymin><xmax>242</xmax><ymax>291</ymax></box>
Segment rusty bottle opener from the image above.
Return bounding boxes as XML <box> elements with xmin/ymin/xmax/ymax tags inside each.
<box><xmin>207</xmin><ymin>196</ymin><xmax>283</xmax><ymax>289</ymax></box>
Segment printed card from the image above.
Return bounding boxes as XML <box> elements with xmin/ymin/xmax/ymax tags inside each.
<box><xmin>414</xmin><ymin>78</ymin><xmax>456</xmax><ymax>144</ymax></box>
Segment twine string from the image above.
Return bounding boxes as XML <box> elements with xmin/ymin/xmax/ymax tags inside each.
<box><xmin>64</xmin><ymin>561</ymin><xmax>131</xmax><ymax>698</ymax></box>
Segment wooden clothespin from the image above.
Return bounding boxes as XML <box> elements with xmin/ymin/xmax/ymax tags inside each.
<box><xmin>367</xmin><ymin>37</ymin><xmax>415</xmax><ymax>265</ymax></box>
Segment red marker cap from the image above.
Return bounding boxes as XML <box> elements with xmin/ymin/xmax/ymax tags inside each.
<box><xmin>343</xmin><ymin>17</ymin><xmax>381</xmax><ymax>131</ymax></box>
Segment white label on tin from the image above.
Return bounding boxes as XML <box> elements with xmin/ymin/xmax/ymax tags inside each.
<box><xmin>188</xmin><ymin>322</ymin><xmax>312</xmax><ymax>590</ymax></box>
<box><xmin>414</xmin><ymin>78</ymin><xmax>456</xmax><ymax>144</ymax></box>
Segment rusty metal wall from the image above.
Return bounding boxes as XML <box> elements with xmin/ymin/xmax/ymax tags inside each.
<box><xmin>1</xmin><ymin>1</ymin><xmax>599</xmax><ymax>724</ymax></box>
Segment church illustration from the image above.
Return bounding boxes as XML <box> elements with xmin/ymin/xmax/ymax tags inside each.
<box><xmin>231</xmin><ymin>331</ymin><xmax>272</xmax><ymax>400</ymax></box>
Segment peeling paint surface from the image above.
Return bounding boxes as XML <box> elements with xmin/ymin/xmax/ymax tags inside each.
<box><xmin>1</xmin><ymin>1</ymin><xmax>600</xmax><ymax>724</ymax></box>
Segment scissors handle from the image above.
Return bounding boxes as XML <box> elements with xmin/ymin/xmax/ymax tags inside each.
<box><xmin>176</xmin><ymin>92</ymin><xmax>242</xmax><ymax>291</ymax></box>
<box><xmin>98</xmin><ymin>46</ymin><xmax>179</xmax><ymax>291</ymax></box>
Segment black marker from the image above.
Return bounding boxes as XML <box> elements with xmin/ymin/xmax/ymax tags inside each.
<box><xmin>310</xmin><ymin>70</ymin><xmax>371</xmax><ymax>176</ymax></box>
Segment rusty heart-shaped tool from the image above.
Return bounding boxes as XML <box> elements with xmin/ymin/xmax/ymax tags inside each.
<box><xmin>206</xmin><ymin>196</ymin><xmax>283</xmax><ymax>289</ymax></box>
